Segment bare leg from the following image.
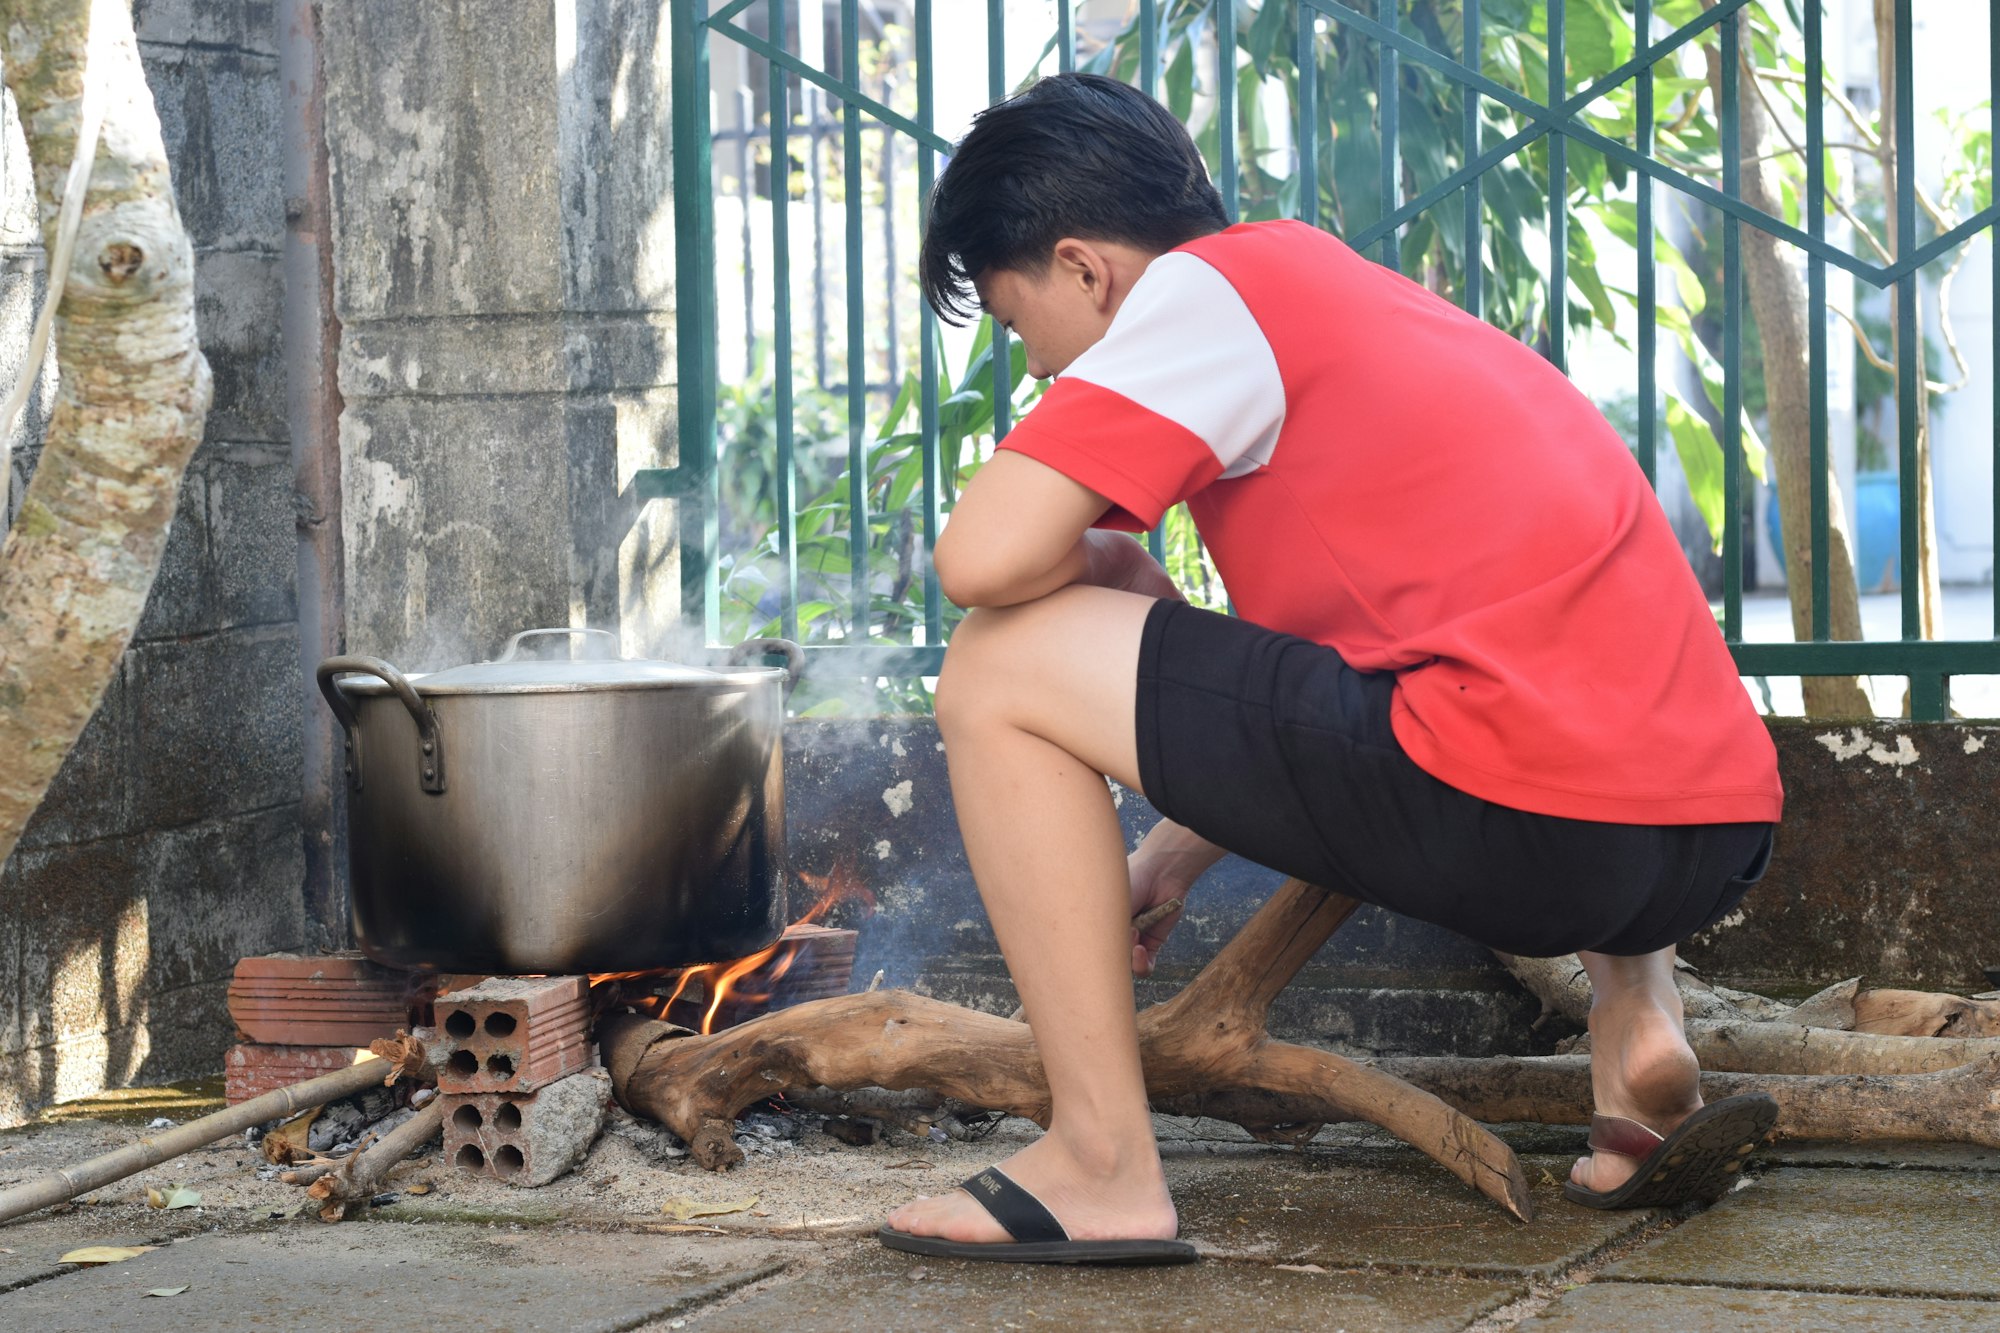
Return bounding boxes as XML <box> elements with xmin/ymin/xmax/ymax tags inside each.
<box><xmin>884</xmin><ymin>585</ymin><xmax>1178</xmax><ymax>1243</ymax></box>
<box><xmin>1570</xmin><ymin>947</ymin><xmax>1703</xmax><ymax>1191</ymax></box>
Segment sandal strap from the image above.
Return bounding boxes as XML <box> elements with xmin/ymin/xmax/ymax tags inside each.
<box><xmin>1586</xmin><ymin>1113</ymin><xmax>1668</xmax><ymax>1160</ymax></box>
<box><xmin>958</xmin><ymin>1167</ymin><xmax>1068</xmax><ymax>1244</ymax></box>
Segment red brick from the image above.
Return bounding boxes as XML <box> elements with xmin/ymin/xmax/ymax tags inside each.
<box><xmin>223</xmin><ymin>1043</ymin><xmax>366</xmax><ymax>1104</ymax></box>
<box><xmin>434</xmin><ymin>976</ymin><xmax>591</xmax><ymax>1094</ymax></box>
<box><xmin>227</xmin><ymin>952</ymin><xmax>415</xmax><ymax>1047</ymax></box>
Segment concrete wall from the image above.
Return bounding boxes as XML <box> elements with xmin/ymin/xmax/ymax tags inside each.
<box><xmin>319</xmin><ymin>0</ymin><xmax>682</xmax><ymax>672</ymax></box>
<box><xmin>0</xmin><ymin>0</ymin><xmax>305</xmax><ymax>1125</ymax></box>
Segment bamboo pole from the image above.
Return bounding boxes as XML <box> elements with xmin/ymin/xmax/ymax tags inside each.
<box><xmin>0</xmin><ymin>1054</ymin><xmax>404</xmax><ymax>1224</ymax></box>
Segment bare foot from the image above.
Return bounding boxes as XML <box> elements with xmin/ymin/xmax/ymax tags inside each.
<box><xmin>1570</xmin><ymin>991</ymin><xmax>1703</xmax><ymax>1193</ymax></box>
<box><xmin>884</xmin><ymin>1128</ymin><xmax>1178</xmax><ymax>1245</ymax></box>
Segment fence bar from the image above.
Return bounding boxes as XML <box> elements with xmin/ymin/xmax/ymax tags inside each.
<box><xmin>1217</xmin><ymin>0</ymin><xmax>1238</xmax><ymax>220</ymax></box>
<box><xmin>1732</xmin><ymin>639</ymin><xmax>2000</xmax><ymax>676</ymax></box>
<box><xmin>882</xmin><ymin>81</ymin><xmax>899</xmax><ymax>393</ymax></box>
<box><xmin>842</xmin><ymin>0</ymin><xmax>869</xmax><ymax>639</ymax></box>
<box><xmin>917</xmin><ymin>0</ymin><xmax>941</xmax><ymax>642</ymax></box>
<box><xmin>1894</xmin><ymin>0</ymin><xmax>1919</xmax><ymax>646</ymax></box>
<box><xmin>1806</xmin><ymin>0</ymin><xmax>1829</xmax><ymax>640</ymax></box>
<box><xmin>1634</xmin><ymin>0</ymin><xmax>1654</xmax><ymax>484</ymax></box>
<box><xmin>767</xmin><ymin>0</ymin><xmax>800</xmax><ymax>640</ymax></box>
<box><xmin>810</xmin><ymin>91</ymin><xmax>828</xmax><ymax>385</ymax></box>
<box><xmin>1546</xmin><ymin>0</ymin><xmax>1566</xmax><ymax>372</ymax></box>
<box><xmin>1462</xmin><ymin>0</ymin><xmax>1481</xmax><ymax>317</ymax></box>
<box><xmin>1992</xmin><ymin>0</ymin><xmax>1999</xmax><ymax>647</ymax></box>
<box><xmin>714</xmin><ymin>15</ymin><xmax>950</xmax><ymax>152</ymax></box>
<box><xmin>1377</xmin><ymin>0</ymin><xmax>1399</xmax><ymax>269</ymax></box>
<box><xmin>1720</xmin><ymin>5</ymin><xmax>1742</xmax><ymax>640</ymax></box>
<box><xmin>1298</xmin><ymin>4</ymin><xmax>1318</xmax><ymax>228</ymax></box>
<box><xmin>1311</xmin><ymin>0</ymin><xmax>1893</xmax><ymax>288</ymax></box>
<box><xmin>672</xmin><ymin>0</ymin><xmax>722</xmax><ymax>641</ymax></box>
<box><xmin>986</xmin><ymin>0</ymin><xmax>1012</xmax><ymax>441</ymax></box>
<box><xmin>1140</xmin><ymin>0</ymin><xmax>1159</xmax><ymax>97</ymax></box>
<box><xmin>738</xmin><ymin>90</ymin><xmax>757</xmax><ymax>380</ymax></box>
<box><xmin>1059</xmin><ymin>0</ymin><xmax>1075</xmax><ymax>74</ymax></box>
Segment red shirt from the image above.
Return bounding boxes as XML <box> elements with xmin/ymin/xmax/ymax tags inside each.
<box><xmin>998</xmin><ymin>220</ymin><xmax>1782</xmax><ymax>826</ymax></box>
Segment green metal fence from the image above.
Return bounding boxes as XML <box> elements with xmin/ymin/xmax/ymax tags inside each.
<box><xmin>650</xmin><ymin>0</ymin><xmax>2000</xmax><ymax>718</ymax></box>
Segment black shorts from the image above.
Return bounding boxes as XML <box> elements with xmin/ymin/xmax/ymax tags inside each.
<box><xmin>1134</xmin><ymin>600</ymin><xmax>1774</xmax><ymax>958</ymax></box>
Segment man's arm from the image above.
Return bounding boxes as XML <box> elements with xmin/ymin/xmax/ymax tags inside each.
<box><xmin>933</xmin><ymin>452</ymin><xmax>1099</xmax><ymax>608</ymax></box>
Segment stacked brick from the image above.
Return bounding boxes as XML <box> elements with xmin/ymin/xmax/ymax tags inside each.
<box><xmin>435</xmin><ymin>976</ymin><xmax>606</xmax><ymax>1186</ymax></box>
<box><xmin>223</xmin><ymin>953</ymin><xmax>418</xmax><ymax>1104</ymax></box>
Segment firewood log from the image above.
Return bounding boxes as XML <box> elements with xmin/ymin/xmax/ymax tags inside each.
<box><xmin>1852</xmin><ymin>989</ymin><xmax>2000</xmax><ymax>1039</ymax></box>
<box><xmin>604</xmin><ymin>879</ymin><xmax>1536</xmax><ymax>1221</ymax></box>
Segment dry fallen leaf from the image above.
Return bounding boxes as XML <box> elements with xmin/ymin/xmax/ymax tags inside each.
<box><xmin>660</xmin><ymin>1195</ymin><xmax>758</xmax><ymax>1222</ymax></box>
<box><xmin>1274</xmin><ymin>1263</ymin><xmax>1328</xmax><ymax>1275</ymax></box>
<box><xmin>59</xmin><ymin>1246</ymin><xmax>156</xmax><ymax>1265</ymax></box>
<box><xmin>145</xmin><ymin>1286</ymin><xmax>191</xmax><ymax>1298</ymax></box>
<box><xmin>145</xmin><ymin>1185</ymin><xmax>201</xmax><ymax>1210</ymax></box>
<box><xmin>406</xmin><ymin>1183</ymin><xmax>432</xmax><ymax>1197</ymax></box>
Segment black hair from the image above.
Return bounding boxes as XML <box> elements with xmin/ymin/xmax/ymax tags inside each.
<box><xmin>919</xmin><ymin>72</ymin><xmax>1228</xmax><ymax>325</ymax></box>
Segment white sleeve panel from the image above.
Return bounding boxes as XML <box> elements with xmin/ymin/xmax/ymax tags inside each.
<box><xmin>1059</xmin><ymin>251</ymin><xmax>1286</xmax><ymax>479</ymax></box>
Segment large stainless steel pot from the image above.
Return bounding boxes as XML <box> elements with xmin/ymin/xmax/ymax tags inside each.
<box><xmin>316</xmin><ymin>628</ymin><xmax>803</xmax><ymax>974</ymax></box>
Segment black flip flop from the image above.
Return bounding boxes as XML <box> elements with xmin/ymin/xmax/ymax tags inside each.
<box><xmin>1563</xmin><ymin>1093</ymin><xmax>1779</xmax><ymax>1210</ymax></box>
<box><xmin>877</xmin><ymin>1167</ymin><xmax>1199</xmax><ymax>1265</ymax></box>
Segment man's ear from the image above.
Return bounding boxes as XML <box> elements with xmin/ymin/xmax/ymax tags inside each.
<box><xmin>1051</xmin><ymin>237</ymin><xmax>1116</xmax><ymax>314</ymax></box>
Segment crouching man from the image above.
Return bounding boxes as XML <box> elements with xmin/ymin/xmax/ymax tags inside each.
<box><xmin>880</xmin><ymin>73</ymin><xmax>1780</xmax><ymax>1266</ymax></box>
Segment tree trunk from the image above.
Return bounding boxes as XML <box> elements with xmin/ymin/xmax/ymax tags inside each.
<box><xmin>1703</xmin><ymin>2</ymin><xmax>1870</xmax><ymax>718</ymax></box>
<box><xmin>0</xmin><ymin>0</ymin><xmax>211</xmax><ymax>863</ymax></box>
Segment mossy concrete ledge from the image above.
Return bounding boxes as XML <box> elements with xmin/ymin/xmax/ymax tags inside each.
<box><xmin>1680</xmin><ymin>719</ymin><xmax>2000</xmax><ymax>993</ymax></box>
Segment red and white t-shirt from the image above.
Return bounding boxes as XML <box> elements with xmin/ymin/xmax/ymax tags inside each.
<box><xmin>998</xmin><ymin>220</ymin><xmax>1782</xmax><ymax>826</ymax></box>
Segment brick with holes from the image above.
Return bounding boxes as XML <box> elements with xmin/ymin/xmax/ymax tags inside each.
<box><xmin>442</xmin><ymin>1067</ymin><xmax>610</xmax><ymax>1187</ymax></box>
<box><xmin>434</xmin><ymin>975</ymin><xmax>592</xmax><ymax>1094</ymax></box>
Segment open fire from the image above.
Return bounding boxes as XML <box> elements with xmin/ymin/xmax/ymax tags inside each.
<box><xmin>591</xmin><ymin>861</ymin><xmax>871</xmax><ymax>1034</ymax></box>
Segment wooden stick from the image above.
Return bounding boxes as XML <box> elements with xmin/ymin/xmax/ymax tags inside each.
<box><xmin>0</xmin><ymin>1037</ymin><xmax>423</xmax><ymax>1225</ymax></box>
<box><xmin>1686</xmin><ymin>1019</ymin><xmax>1998</xmax><ymax>1075</ymax></box>
<box><xmin>307</xmin><ymin>1100</ymin><xmax>446</xmax><ymax>1222</ymax></box>
<box><xmin>1368</xmin><ymin>1051</ymin><xmax>2000</xmax><ymax>1150</ymax></box>
<box><xmin>1854</xmin><ymin>989</ymin><xmax>2000</xmax><ymax>1038</ymax></box>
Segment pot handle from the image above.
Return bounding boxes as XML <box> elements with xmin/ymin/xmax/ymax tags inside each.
<box><xmin>727</xmin><ymin>638</ymin><xmax>805</xmax><ymax>699</ymax></box>
<box><xmin>498</xmin><ymin>627</ymin><xmax>621</xmax><ymax>662</ymax></box>
<box><xmin>316</xmin><ymin>655</ymin><xmax>447</xmax><ymax>795</ymax></box>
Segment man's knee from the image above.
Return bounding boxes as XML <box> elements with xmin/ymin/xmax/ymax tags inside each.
<box><xmin>935</xmin><ymin>607</ymin><xmax>1004</xmax><ymax>737</ymax></box>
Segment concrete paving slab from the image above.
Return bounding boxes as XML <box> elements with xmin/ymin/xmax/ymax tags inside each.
<box><xmin>0</xmin><ymin>1205</ymin><xmax>223</xmax><ymax>1293</ymax></box>
<box><xmin>687</xmin><ymin>1242</ymin><xmax>1522</xmax><ymax>1333</ymax></box>
<box><xmin>0</xmin><ymin>1222</ymin><xmax>786</xmax><ymax>1332</ymax></box>
<box><xmin>1524</xmin><ymin>1280</ymin><xmax>2000</xmax><ymax>1331</ymax></box>
<box><xmin>1172</xmin><ymin>1152</ymin><xmax>1652</xmax><ymax>1275</ymax></box>
<box><xmin>1762</xmin><ymin>1141</ymin><xmax>2000</xmax><ymax>1173</ymax></box>
<box><xmin>1606</xmin><ymin>1168</ymin><xmax>2000</xmax><ymax>1299</ymax></box>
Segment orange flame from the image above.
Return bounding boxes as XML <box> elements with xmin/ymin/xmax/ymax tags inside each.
<box><xmin>590</xmin><ymin>858</ymin><xmax>870</xmax><ymax>1034</ymax></box>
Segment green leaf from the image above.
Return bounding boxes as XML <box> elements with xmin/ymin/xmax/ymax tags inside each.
<box><xmin>876</xmin><ymin>373</ymin><xmax>919</xmax><ymax>441</ymax></box>
<box><xmin>1664</xmin><ymin>390</ymin><xmax>1727</xmax><ymax>549</ymax></box>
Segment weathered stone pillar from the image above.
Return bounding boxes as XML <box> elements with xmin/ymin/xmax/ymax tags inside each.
<box><xmin>321</xmin><ymin>0</ymin><xmax>681</xmax><ymax>668</ymax></box>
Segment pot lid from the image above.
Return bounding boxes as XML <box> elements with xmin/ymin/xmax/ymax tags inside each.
<box><xmin>337</xmin><ymin>629</ymin><xmax>792</xmax><ymax>696</ymax></box>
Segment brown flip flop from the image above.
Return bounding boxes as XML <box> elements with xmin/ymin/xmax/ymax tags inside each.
<box><xmin>1563</xmin><ymin>1093</ymin><xmax>1779</xmax><ymax>1210</ymax></box>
